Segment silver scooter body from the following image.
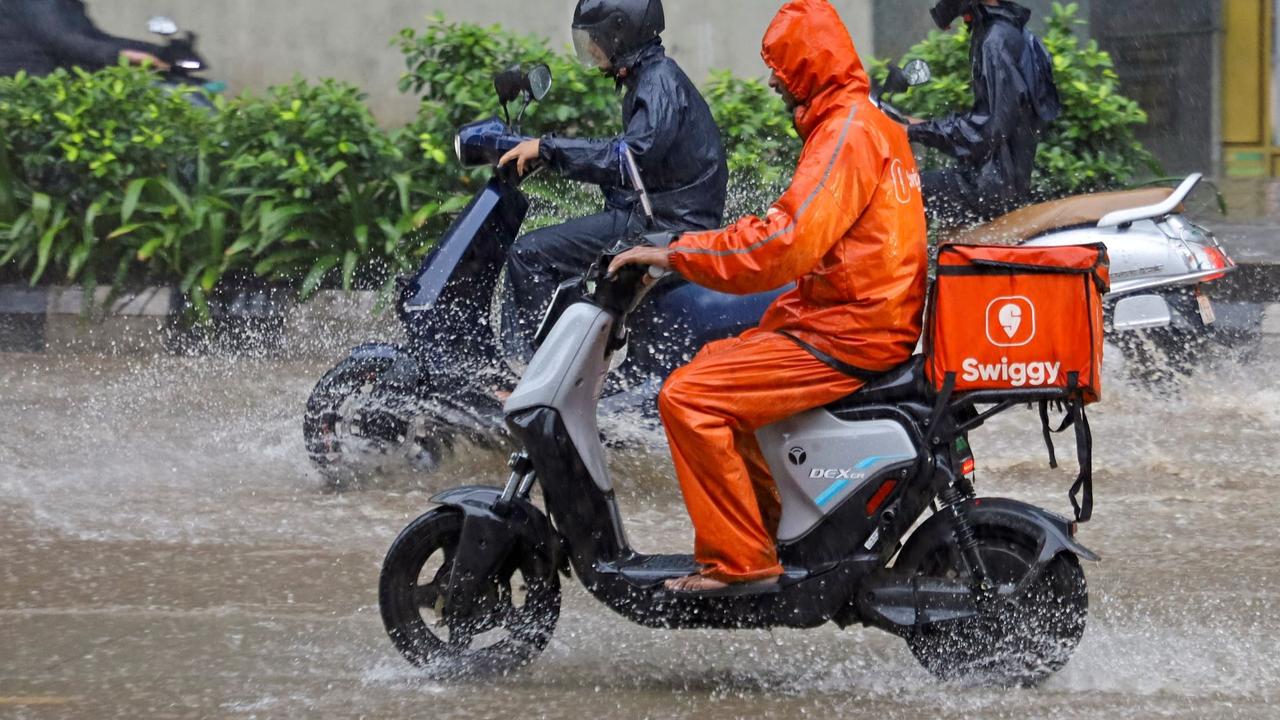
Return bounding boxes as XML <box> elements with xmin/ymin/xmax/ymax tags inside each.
<box><xmin>1019</xmin><ymin>174</ymin><xmax>1235</xmax><ymax>332</ymax></box>
<box><xmin>505</xmin><ymin>293</ymin><xmax>920</xmax><ymax>544</ymax></box>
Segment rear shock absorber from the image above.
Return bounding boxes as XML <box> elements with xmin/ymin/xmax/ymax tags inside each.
<box><xmin>938</xmin><ymin>482</ymin><xmax>992</xmax><ymax>594</ymax></box>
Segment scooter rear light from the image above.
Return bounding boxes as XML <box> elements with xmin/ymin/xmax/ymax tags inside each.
<box><xmin>1201</xmin><ymin>246</ymin><xmax>1230</xmax><ymax>282</ymax></box>
<box><xmin>961</xmin><ymin>457</ymin><xmax>976</xmax><ymax>475</ymax></box>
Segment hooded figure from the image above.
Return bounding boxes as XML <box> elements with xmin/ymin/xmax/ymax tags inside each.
<box><xmin>0</xmin><ymin>0</ymin><xmax>167</xmax><ymax>76</ymax></box>
<box><xmin>499</xmin><ymin>0</ymin><xmax>728</xmax><ymax>359</ymax></box>
<box><xmin>610</xmin><ymin>0</ymin><xmax>928</xmax><ymax>592</ymax></box>
<box><xmin>909</xmin><ymin>1</ymin><xmax>1059</xmax><ymax>225</ymax></box>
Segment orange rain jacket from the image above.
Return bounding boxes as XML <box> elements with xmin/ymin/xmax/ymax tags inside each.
<box><xmin>669</xmin><ymin>0</ymin><xmax>929</xmax><ymax>374</ymax></box>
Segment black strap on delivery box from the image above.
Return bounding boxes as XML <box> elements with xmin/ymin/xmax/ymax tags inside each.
<box><xmin>1037</xmin><ymin>372</ymin><xmax>1094</xmax><ymax>523</ymax></box>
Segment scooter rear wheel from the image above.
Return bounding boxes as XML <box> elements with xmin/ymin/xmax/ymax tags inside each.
<box><xmin>903</xmin><ymin>529</ymin><xmax>1087</xmax><ymax>687</ymax></box>
<box><xmin>304</xmin><ymin>356</ymin><xmax>445</xmax><ymax>484</ymax></box>
<box><xmin>378</xmin><ymin>508</ymin><xmax>560</xmax><ymax>677</ymax></box>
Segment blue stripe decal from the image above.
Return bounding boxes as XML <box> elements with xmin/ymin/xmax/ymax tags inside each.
<box><xmin>855</xmin><ymin>454</ymin><xmax>914</xmax><ymax>470</ymax></box>
<box><xmin>815</xmin><ymin>480</ymin><xmax>850</xmax><ymax>507</ymax></box>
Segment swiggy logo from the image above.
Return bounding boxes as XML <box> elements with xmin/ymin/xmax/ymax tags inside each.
<box><xmin>890</xmin><ymin>159</ymin><xmax>921</xmax><ymax>205</ymax></box>
<box><xmin>985</xmin><ymin>296</ymin><xmax>1036</xmax><ymax>347</ymax></box>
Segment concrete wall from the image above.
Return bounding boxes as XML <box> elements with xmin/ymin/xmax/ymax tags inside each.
<box><xmin>1091</xmin><ymin>0</ymin><xmax>1221</xmax><ymax>176</ymax></box>
<box><xmin>88</xmin><ymin>1</ymin><xmax>873</xmax><ymax>124</ymax></box>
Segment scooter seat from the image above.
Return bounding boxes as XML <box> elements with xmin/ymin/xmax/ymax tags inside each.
<box><xmin>827</xmin><ymin>355</ymin><xmax>929</xmax><ymax>410</ymax></box>
<box><xmin>944</xmin><ymin>187</ymin><xmax>1179</xmax><ymax>245</ymax></box>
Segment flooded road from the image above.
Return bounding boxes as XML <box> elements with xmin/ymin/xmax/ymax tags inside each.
<box><xmin>2</xmin><ymin>345</ymin><xmax>1279</xmax><ymax>719</ymax></box>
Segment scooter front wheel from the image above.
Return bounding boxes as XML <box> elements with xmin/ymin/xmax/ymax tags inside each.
<box><xmin>378</xmin><ymin>508</ymin><xmax>560</xmax><ymax>677</ymax></box>
<box><xmin>903</xmin><ymin>530</ymin><xmax>1088</xmax><ymax>687</ymax></box>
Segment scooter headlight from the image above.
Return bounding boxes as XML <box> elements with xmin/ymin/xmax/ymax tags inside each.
<box><xmin>454</xmin><ymin>134</ymin><xmax>463</xmax><ymax>164</ymax></box>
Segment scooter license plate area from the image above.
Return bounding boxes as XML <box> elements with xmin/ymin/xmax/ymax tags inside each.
<box><xmin>1196</xmin><ymin>287</ymin><xmax>1217</xmax><ymax>326</ymax></box>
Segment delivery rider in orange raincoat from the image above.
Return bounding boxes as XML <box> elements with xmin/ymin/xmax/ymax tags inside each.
<box><xmin>609</xmin><ymin>0</ymin><xmax>928</xmax><ymax>593</ymax></box>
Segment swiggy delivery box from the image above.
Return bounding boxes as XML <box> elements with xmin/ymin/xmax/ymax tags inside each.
<box><xmin>927</xmin><ymin>243</ymin><xmax>1110</xmax><ymax>402</ymax></box>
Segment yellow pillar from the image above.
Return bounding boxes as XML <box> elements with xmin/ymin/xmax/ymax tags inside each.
<box><xmin>1223</xmin><ymin>0</ymin><xmax>1276</xmax><ymax>176</ymax></box>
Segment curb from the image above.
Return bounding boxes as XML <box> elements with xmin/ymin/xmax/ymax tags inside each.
<box><xmin>2</xmin><ymin>281</ymin><xmax>1277</xmax><ymax>357</ymax></box>
<box><xmin>1263</xmin><ymin>304</ymin><xmax>1280</xmax><ymax>336</ymax></box>
<box><xmin>0</xmin><ymin>285</ymin><xmax>399</xmax><ymax>359</ymax></box>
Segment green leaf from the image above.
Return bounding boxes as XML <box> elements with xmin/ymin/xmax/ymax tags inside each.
<box><xmin>31</xmin><ymin>222</ymin><xmax>60</xmax><ymax>285</ymax></box>
<box><xmin>107</xmin><ymin>223</ymin><xmax>145</xmax><ymax>240</ymax></box>
<box><xmin>66</xmin><ymin>241</ymin><xmax>92</xmax><ymax>280</ymax></box>
<box><xmin>200</xmin><ymin>265</ymin><xmax>222</xmax><ymax>292</ymax></box>
<box><xmin>121</xmin><ymin>178</ymin><xmax>147</xmax><ymax>223</ymax></box>
<box><xmin>136</xmin><ymin>237</ymin><xmax>167</xmax><ymax>261</ymax></box>
<box><xmin>31</xmin><ymin>193</ymin><xmax>52</xmax><ymax>228</ymax></box>
<box><xmin>301</xmin><ymin>254</ymin><xmax>341</xmax><ymax>298</ymax></box>
<box><xmin>224</xmin><ymin>236</ymin><xmax>255</xmax><ymax>258</ymax></box>
<box><xmin>321</xmin><ymin>160</ymin><xmax>349</xmax><ymax>183</ymax></box>
<box><xmin>155</xmin><ymin>178</ymin><xmax>193</xmax><ymax>219</ymax></box>
<box><xmin>0</xmin><ymin>142</ymin><xmax>17</xmax><ymax>222</ymax></box>
<box><xmin>342</xmin><ymin>250</ymin><xmax>358</xmax><ymax>291</ymax></box>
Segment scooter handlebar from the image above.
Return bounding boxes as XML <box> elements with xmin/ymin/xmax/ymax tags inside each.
<box><xmin>456</xmin><ymin>117</ymin><xmax>533</xmax><ymax>168</ymax></box>
<box><xmin>588</xmin><ymin>231</ymin><xmax>679</xmax><ymax>315</ymax></box>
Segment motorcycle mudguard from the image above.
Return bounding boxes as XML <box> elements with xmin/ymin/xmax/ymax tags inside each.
<box><xmin>431</xmin><ymin>486</ymin><xmax>561</xmax><ymax>618</ymax></box>
<box><xmin>346</xmin><ymin>343</ymin><xmax>424</xmax><ymax>392</ymax></box>
<box><xmin>895</xmin><ymin>497</ymin><xmax>1099</xmax><ymax>585</ymax></box>
<box><xmin>852</xmin><ymin>498</ymin><xmax>1096</xmax><ymax>634</ymax></box>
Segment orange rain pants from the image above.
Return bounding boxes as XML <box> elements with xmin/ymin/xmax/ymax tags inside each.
<box><xmin>658</xmin><ymin>0</ymin><xmax>928</xmax><ymax>583</ymax></box>
<box><xmin>658</xmin><ymin>330</ymin><xmax>866</xmax><ymax>582</ymax></box>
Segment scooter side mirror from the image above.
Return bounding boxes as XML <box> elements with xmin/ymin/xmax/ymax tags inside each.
<box><xmin>1113</xmin><ymin>295</ymin><xmax>1173</xmax><ymax>332</ymax></box>
<box><xmin>528</xmin><ymin>64</ymin><xmax>553</xmax><ymax>102</ymax></box>
<box><xmin>493</xmin><ymin>66</ymin><xmax>527</xmax><ymax>105</ymax></box>
<box><xmin>147</xmin><ymin>16</ymin><xmax>179</xmax><ymax>36</ymax></box>
<box><xmin>881</xmin><ymin>65</ymin><xmax>910</xmax><ymax>97</ymax></box>
<box><xmin>904</xmin><ymin>59</ymin><xmax>932</xmax><ymax>87</ymax></box>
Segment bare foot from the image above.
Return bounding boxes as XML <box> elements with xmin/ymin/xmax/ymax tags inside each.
<box><xmin>663</xmin><ymin>574</ymin><xmax>728</xmax><ymax>592</ymax></box>
<box><xmin>495</xmin><ymin>389</ymin><xmax>513</xmax><ymax>403</ymax></box>
<box><xmin>662</xmin><ymin>574</ymin><xmax>781</xmax><ymax>593</ymax></box>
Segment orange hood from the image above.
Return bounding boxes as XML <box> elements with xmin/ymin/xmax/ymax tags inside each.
<box><xmin>761</xmin><ymin>0</ymin><xmax>870</xmax><ymax>136</ymax></box>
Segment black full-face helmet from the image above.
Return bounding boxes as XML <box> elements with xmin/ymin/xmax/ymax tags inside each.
<box><xmin>930</xmin><ymin>0</ymin><xmax>979</xmax><ymax>29</ymax></box>
<box><xmin>572</xmin><ymin>0</ymin><xmax>665</xmax><ymax>71</ymax></box>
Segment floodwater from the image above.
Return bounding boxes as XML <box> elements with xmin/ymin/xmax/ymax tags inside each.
<box><xmin>2</xmin><ymin>339</ymin><xmax>1279</xmax><ymax>719</ymax></box>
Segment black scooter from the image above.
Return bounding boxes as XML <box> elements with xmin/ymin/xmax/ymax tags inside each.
<box><xmin>377</xmin><ymin>212</ymin><xmax>1100</xmax><ymax>685</ymax></box>
<box><xmin>303</xmin><ymin>64</ymin><xmax>781</xmax><ymax>480</ymax></box>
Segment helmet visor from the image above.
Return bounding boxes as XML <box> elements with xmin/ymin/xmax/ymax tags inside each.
<box><xmin>573</xmin><ymin>28</ymin><xmax>611</xmax><ymax>70</ymax></box>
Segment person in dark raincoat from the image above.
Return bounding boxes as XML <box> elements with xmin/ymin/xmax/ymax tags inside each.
<box><xmin>498</xmin><ymin>0</ymin><xmax>728</xmax><ymax>354</ymax></box>
<box><xmin>908</xmin><ymin>0</ymin><xmax>1060</xmax><ymax>225</ymax></box>
<box><xmin>0</xmin><ymin>0</ymin><xmax>170</xmax><ymax>76</ymax></box>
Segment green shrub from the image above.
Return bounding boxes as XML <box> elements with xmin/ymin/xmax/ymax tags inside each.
<box><xmin>0</xmin><ymin>65</ymin><xmax>213</xmax><ymax>290</ymax></box>
<box><xmin>883</xmin><ymin>1</ymin><xmax>1158</xmax><ymax>196</ymax></box>
<box><xmin>23</xmin><ymin>13</ymin><xmax>1170</xmax><ymax>316</ymax></box>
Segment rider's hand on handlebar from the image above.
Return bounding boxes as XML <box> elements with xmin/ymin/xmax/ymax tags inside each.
<box><xmin>607</xmin><ymin>246</ymin><xmax>673</xmax><ymax>280</ymax></box>
<box><xmin>120</xmin><ymin>50</ymin><xmax>171</xmax><ymax>72</ymax></box>
<box><xmin>499</xmin><ymin>139</ymin><xmax>541</xmax><ymax>176</ymax></box>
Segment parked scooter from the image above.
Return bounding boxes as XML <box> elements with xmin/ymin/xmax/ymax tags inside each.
<box><xmin>377</xmin><ymin>199</ymin><xmax>1098</xmax><ymax>684</ymax></box>
<box><xmin>145</xmin><ymin>16</ymin><xmax>221</xmax><ymax>111</ymax></box>
<box><xmin>303</xmin><ymin>64</ymin><xmax>782</xmax><ymax>478</ymax></box>
<box><xmin>874</xmin><ymin>61</ymin><xmax>1249</xmax><ymax>378</ymax></box>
